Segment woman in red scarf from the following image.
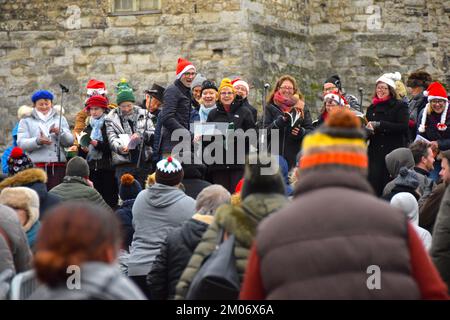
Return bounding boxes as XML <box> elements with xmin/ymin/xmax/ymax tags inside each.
<box><xmin>366</xmin><ymin>72</ymin><xmax>409</xmax><ymax>196</ymax></box>
<box><xmin>264</xmin><ymin>75</ymin><xmax>314</xmax><ymax>169</ymax></box>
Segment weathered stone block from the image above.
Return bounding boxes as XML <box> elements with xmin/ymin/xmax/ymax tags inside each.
<box><xmin>310</xmin><ymin>23</ymin><xmax>340</xmax><ymax>35</ymax></box>
<box><xmin>112</xmin><ymin>16</ymin><xmax>140</xmax><ymax>27</ymax></box>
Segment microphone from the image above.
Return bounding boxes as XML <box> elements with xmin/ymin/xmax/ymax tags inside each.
<box><xmin>264</xmin><ymin>83</ymin><xmax>270</xmax><ymax>89</ymax></box>
<box><xmin>358</xmin><ymin>87</ymin><xmax>364</xmax><ymax>93</ymax></box>
<box><xmin>59</xmin><ymin>83</ymin><xmax>69</xmax><ymax>93</ymax></box>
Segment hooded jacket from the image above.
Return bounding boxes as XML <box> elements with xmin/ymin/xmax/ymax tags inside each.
<box><xmin>127</xmin><ymin>183</ymin><xmax>195</xmax><ymax>276</ymax></box>
<box><xmin>175</xmin><ymin>193</ymin><xmax>286</xmax><ymax>300</ymax></box>
<box><xmin>17</xmin><ymin>108</ymin><xmax>74</xmax><ymax>163</ymax></box>
<box><xmin>0</xmin><ymin>168</ymin><xmax>61</xmax><ymax>219</ymax></box>
<box><xmin>382</xmin><ymin>148</ymin><xmax>415</xmax><ymax>196</ymax></box>
<box><xmin>147</xmin><ymin>214</ymin><xmax>213</xmax><ymax>300</ymax></box>
<box><xmin>29</xmin><ymin>262</ymin><xmax>146</xmax><ymax>300</ymax></box>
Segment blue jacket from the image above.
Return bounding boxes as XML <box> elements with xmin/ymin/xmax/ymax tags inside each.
<box><xmin>2</xmin><ymin>123</ymin><xmax>19</xmax><ymax>174</ymax></box>
<box><xmin>115</xmin><ymin>199</ymin><xmax>135</xmax><ymax>250</ymax></box>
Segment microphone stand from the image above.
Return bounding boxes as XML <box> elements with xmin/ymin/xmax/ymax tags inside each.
<box><xmin>57</xmin><ymin>84</ymin><xmax>69</xmax><ymax>162</ymax></box>
<box><xmin>137</xmin><ymin>95</ymin><xmax>152</xmax><ymax>168</ymax></box>
<box><xmin>358</xmin><ymin>87</ymin><xmax>364</xmax><ymax>113</ymax></box>
<box><xmin>261</xmin><ymin>84</ymin><xmax>269</xmax><ymax>146</ymax></box>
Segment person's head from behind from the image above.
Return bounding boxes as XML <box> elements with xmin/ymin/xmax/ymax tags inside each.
<box><xmin>33</xmin><ymin>203</ymin><xmax>121</xmax><ymax>287</ymax></box>
<box><xmin>439</xmin><ymin>151</ymin><xmax>450</xmax><ymax>184</ymax></box>
<box><xmin>409</xmin><ymin>141</ymin><xmax>435</xmax><ymax>172</ymax></box>
<box><xmin>195</xmin><ymin>185</ymin><xmax>231</xmax><ymax>215</ymax></box>
<box><xmin>65</xmin><ymin>156</ymin><xmax>90</xmax><ymax>180</ymax></box>
<box><xmin>390</xmin><ymin>192</ymin><xmax>419</xmax><ymax>225</ymax></box>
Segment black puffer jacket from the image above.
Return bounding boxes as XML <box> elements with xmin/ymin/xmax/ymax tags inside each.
<box><xmin>160</xmin><ymin>80</ymin><xmax>192</xmax><ymax>153</ymax></box>
<box><xmin>147</xmin><ymin>215</ymin><xmax>212</xmax><ymax>300</ymax></box>
<box><xmin>182</xmin><ymin>164</ymin><xmax>211</xmax><ymax>200</ymax></box>
<box><xmin>264</xmin><ymin>103</ymin><xmax>314</xmax><ymax>169</ymax></box>
<box><xmin>242</xmin><ymin>98</ymin><xmax>257</xmax><ymax>124</ymax></box>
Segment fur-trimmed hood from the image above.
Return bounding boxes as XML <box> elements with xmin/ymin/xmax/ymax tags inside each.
<box><xmin>214</xmin><ymin>193</ymin><xmax>287</xmax><ymax>247</ymax></box>
<box><xmin>0</xmin><ymin>168</ymin><xmax>47</xmax><ymax>190</ymax></box>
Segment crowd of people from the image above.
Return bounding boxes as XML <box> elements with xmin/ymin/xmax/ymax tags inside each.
<box><xmin>0</xmin><ymin>57</ymin><xmax>450</xmax><ymax>300</ymax></box>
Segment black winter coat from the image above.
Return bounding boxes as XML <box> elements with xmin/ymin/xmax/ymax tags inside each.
<box><xmin>264</xmin><ymin>103</ymin><xmax>314</xmax><ymax>169</ymax></box>
<box><xmin>205</xmin><ymin>96</ymin><xmax>256</xmax><ymax>171</ymax></box>
<box><xmin>115</xmin><ymin>199</ymin><xmax>135</xmax><ymax>250</ymax></box>
<box><xmin>417</xmin><ymin>109</ymin><xmax>450</xmax><ymax>151</ymax></box>
<box><xmin>147</xmin><ymin>217</ymin><xmax>210</xmax><ymax>300</ymax></box>
<box><xmin>242</xmin><ymin>98</ymin><xmax>258</xmax><ymax>124</ymax></box>
<box><xmin>160</xmin><ymin>80</ymin><xmax>192</xmax><ymax>153</ymax></box>
<box><xmin>366</xmin><ymin>97</ymin><xmax>409</xmax><ymax>196</ymax></box>
<box><xmin>182</xmin><ymin>164</ymin><xmax>211</xmax><ymax>199</ymax></box>
<box><xmin>79</xmin><ymin>122</ymin><xmax>113</xmax><ymax>171</ymax></box>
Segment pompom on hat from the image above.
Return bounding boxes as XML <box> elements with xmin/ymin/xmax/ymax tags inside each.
<box><xmin>86</xmin><ymin>79</ymin><xmax>107</xmax><ymax>96</ymax></box>
<box><xmin>176</xmin><ymin>57</ymin><xmax>196</xmax><ymax>80</ymax></box>
<box><xmin>155</xmin><ymin>156</ymin><xmax>184</xmax><ymax>186</ymax></box>
<box><xmin>31</xmin><ymin>90</ymin><xmax>54</xmax><ymax>103</ymax></box>
<box><xmin>418</xmin><ymin>82</ymin><xmax>448</xmax><ymax>133</ymax></box>
<box><xmin>119</xmin><ymin>173</ymin><xmax>142</xmax><ymax>201</ymax></box>
<box><xmin>299</xmin><ymin>109</ymin><xmax>368</xmax><ymax>176</ymax></box>
<box><xmin>7</xmin><ymin>147</ymin><xmax>34</xmax><ymax>176</ymax></box>
<box><xmin>376</xmin><ymin>72</ymin><xmax>402</xmax><ymax>90</ymax></box>
<box><xmin>218</xmin><ymin>78</ymin><xmax>235</xmax><ymax>93</ymax></box>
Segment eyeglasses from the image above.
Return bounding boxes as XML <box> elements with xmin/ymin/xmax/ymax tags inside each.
<box><xmin>220</xmin><ymin>92</ymin><xmax>234</xmax><ymax>96</ymax></box>
<box><xmin>376</xmin><ymin>86</ymin><xmax>389</xmax><ymax>91</ymax></box>
<box><xmin>431</xmin><ymin>100</ymin><xmax>446</xmax><ymax>105</ymax></box>
<box><xmin>279</xmin><ymin>86</ymin><xmax>294</xmax><ymax>91</ymax></box>
<box><xmin>325</xmin><ymin>99</ymin><xmax>339</xmax><ymax>106</ymax></box>
<box><xmin>183</xmin><ymin>72</ymin><xmax>197</xmax><ymax>77</ymax></box>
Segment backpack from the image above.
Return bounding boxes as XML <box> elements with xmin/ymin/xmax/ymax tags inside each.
<box><xmin>186</xmin><ymin>228</ymin><xmax>240</xmax><ymax>300</ymax></box>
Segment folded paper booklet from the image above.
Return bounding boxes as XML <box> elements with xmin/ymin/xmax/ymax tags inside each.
<box><xmin>38</xmin><ymin>123</ymin><xmax>51</xmax><ymax>139</ymax></box>
<box><xmin>76</xmin><ymin>131</ymin><xmax>91</xmax><ymax>147</ymax></box>
<box><xmin>414</xmin><ymin>134</ymin><xmax>430</xmax><ymax>144</ymax></box>
<box><xmin>118</xmin><ymin>134</ymin><xmax>140</xmax><ymax>150</ymax></box>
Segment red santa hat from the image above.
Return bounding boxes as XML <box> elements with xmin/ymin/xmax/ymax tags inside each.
<box><xmin>86</xmin><ymin>79</ymin><xmax>107</xmax><ymax>96</ymax></box>
<box><xmin>424</xmin><ymin>81</ymin><xmax>448</xmax><ymax>102</ymax></box>
<box><xmin>418</xmin><ymin>82</ymin><xmax>448</xmax><ymax>132</ymax></box>
<box><xmin>232</xmin><ymin>78</ymin><xmax>250</xmax><ymax>94</ymax></box>
<box><xmin>176</xmin><ymin>58</ymin><xmax>196</xmax><ymax>79</ymax></box>
<box><xmin>323</xmin><ymin>91</ymin><xmax>348</xmax><ymax>106</ymax></box>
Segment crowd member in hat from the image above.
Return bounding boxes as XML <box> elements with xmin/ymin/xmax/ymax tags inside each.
<box><xmin>159</xmin><ymin>57</ymin><xmax>197</xmax><ymax>156</ymax></box>
<box><xmin>323</xmin><ymin>74</ymin><xmax>361</xmax><ymax>112</ymax></box>
<box><xmin>316</xmin><ymin>90</ymin><xmax>350</xmax><ymax>126</ymax></box>
<box><xmin>264</xmin><ymin>75</ymin><xmax>314</xmax><ymax>170</ymax></box>
<box><xmin>382</xmin><ymin>167</ymin><xmax>421</xmax><ymax>201</ymax></box>
<box><xmin>0</xmin><ymin>204</ymin><xmax>32</xmax><ymax>274</ymax></box>
<box><xmin>49</xmin><ymin>156</ymin><xmax>110</xmax><ymax>210</ymax></box>
<box><xmin>417</xmin><ymin>82</ymin><xmax>450</xmax><ymax>182</ymax></box>
<box><xmin>430</xmin><ymin>150</ymin><xmax>450</xmax><ymax>293</ymax></box>
<box><xmin>420</xmin><ymin>150</ymin><xmax>450</xmax><ymax>234</ymax></box>
<box><xmin>17</xmin><ymin>90</ymin><xmax>74</xmax><ymax>190</ymax></box>
<box><xmin>105</xmin><ymin>88</ymin><xmax>155</xmax><ymax>189</ymax></box>
<box><xmin>176</xmin><ymin>154</ymin><xmax>287</xmax><ymax>300</ymax></box>
<box><xmin>149</xmin><ymin>84</ymin><xmax>167</xmax><ymax>164</ymax></box>
<box><xmin>409</xmin><ymin>141</ymin><xmax>436</xmax><ymax>204</ymax></box>
<box><xmin>191</xmin><ymin>73</ymin><xmax>207</xmax><ymax>116</ymax></box>
<box><xmin>6</xmin><ymin>147</ymin><xmax>34</xmax><ymax>176</ymax></box>
<box><xmin>148</xmin><ymin>184</ymin><xmax>231</xmax><ymax>300</ymax></box>
<box><xmin>143</xmin><ymin>83</ymin><xmax>166</xmax><ymax>126</ymax></box>
<box><xmin>79</xmin><ymin>95</ymin><xmax>118</xmax><ymax>209</ymax></box>
<box><xmin>406</xmin><ymin>71</ymin><xmax>433</xmax><ymax>140</ymax></box>
<box><xmin>2</xmin><ymin>105</ymin><xmax>33</xmax><ymax>174</ymax></box>
<box><xmin>232</xmin><ymin>77</ymin><xmax>257</xmax><ymax>124</ymax></box>
<box><xmin>240</xmin><ymin>110</ymin><xmax>448</xmax><ymax>300</ymax></box>
<box><xmin>0</xmin><ymin>187</ymin><xmax>40</xmax><ymax>250</ymax></box>
<box><xmin>127</xmin><ymin>156</ymin><xmax>195</xmax><ymax>298</ymax></box>
<box><xmin>115</xmin><ymin>173</ymin><xmax>142</xmax><ymax>251</ymax></box>
<box><xmin>365</xmin><ymin>72</ymin><xmax>409</xmax><ymax>196</ymax></box>
<box><xmin>391</xmin><ymin>192</ymin><xmax>432</xmax><ymax>251</ymax></box>
<box><xmin>382</xmin><ymin>147</ymin><xmax>415</xmax><ymax>197</ymax></box>
<box><xmin>204</xmin><ymin>78</ymin><xmax>256</xmax><ymax>192</ymax></box>
<box><xmin>30</xmin><ymin>203</ymin><xmax>146</xmax><ymax>300</ymax></box>
<box><xmin>197</xmin><ymin>80</ymin><xmax>218</xmax><ymax>123</ymax></box>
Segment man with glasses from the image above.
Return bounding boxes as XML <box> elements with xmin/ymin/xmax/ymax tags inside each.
<box><xmin>323</xmin><ymin>75</ymin><xmax>361</xmax><ymax>112</ymax></box>
<box><xmin>159</xmin><ymin>57</ymin><xmax>197</xmax><ymax>156</ymax></box>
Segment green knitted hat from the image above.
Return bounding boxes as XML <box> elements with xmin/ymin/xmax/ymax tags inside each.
<box><xmin>117</xmin><ymin>90</ymin><xmax>135</xmax><ymax>105</ymax></box>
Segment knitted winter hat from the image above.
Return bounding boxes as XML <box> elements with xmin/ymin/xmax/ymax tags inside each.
<box><xmin>119</xmin><ymin>173</ymin><xmax>142</xmax><ymax>201</ymax></box>
<box><xmin>393</xmin><ymin>167</ymin><xmax>420</xmax><ymax>190</ymax></box>
<box><xmin>66</xmin><ymin>156</ymin><xmax>89</xmax><ymax>178</ymax></box>
<box><xmin>7</xmin><ymin>147</ymin><xmax>34</xmax><ymax>176</ymax></box>
<box><xmin>155</xmin><ymin>156</ymin><xmax>184</xmax><ymax>186</ymax></box>
<box><xmin>117</xmin><ymin>90</ymin><xmax>136</xmax><ymax>106</ymax></box>
<box><xmin>31</xmin><ymin>90</ymin><xmax>54</xmax><ymax>103</ymax></box>
<box><xmin>376</xmin><ymin>71</ymin><xmax>402</xmax><ymax>90</ymax></box>
<box><xmin>406</xmin><ymin>71</ymin><xmax>432</xmax><ymax>89</ymax></box>
<box><xmin>84</xmin><ymin>95</ymin><xmax>109</xmax><ymax>111</ymax></box>
<box><xmin>390</xmin><ymin>192</ymin><xmax>419</xmax><ymax>225</ymax></box>
<box><xmin>17</xmin><ymin>105</ymin><xmax>33</xmax><ymax>119</ymax></box>
<box><xmin>323</xmin><ymin>91</ymin><xmax>348</xmax><ymax>106</ymax></box>
<box><xmin>86</xmin><ymin>79</ymin><xmax>107</xmax><ymax>96</ymax></box>
<box><xmin>218</xmin><ymin>78</ymin><xmax>235</xmax><ymax>93</ymax></box>
<box><xmin>0</xmin><ymin>187</ymin><xmax>40</xmax><ymax>232</ymax></box>
<box><xmin>176</xmin><ymin>57</ymin><xmax>196</xmax><ymax>80</ymax></box>
<box><xmin>115</xmin><ymin>78</ymin><xmax>134</xmax><ymax>94</ymax></box>
<box><xmin>232</xmin><ymin>78</ymin><xmax>250</xmax><ymax>94</ymax></box>
<box><xmin>418</xmin><ymin>82</ymin><xmax>448</xmax><ymax>133</ymax></box>
<box><xmin>240</xmin><ymin>154</ymin><xmax>285</xmax><ymax>200</ymax></box>
<box><xmin>299</xmin><ymin>109</ymin><xmax>368</xmax><ymax>176</ymax></box>
<box><xmin>191</xmin><ymin>73</ymin><xmax>207</xmax><ymax>90</ymax></box>
<box><xmin>201</xmin><ymin>80</ymin><xmax>218</xmax><ymax>93</ymax></box>
<box><xmin>324</xmin><ymin>75</ymin><xmax>341</xmax><ymax>88</ymax></box>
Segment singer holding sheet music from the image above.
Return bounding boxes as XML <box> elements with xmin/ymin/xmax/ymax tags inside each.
<box><xmin>264</xmin><ymin>75</ymin><xmax>314</xmax><ymax>169</ymax></box>
<box><xmin>17</xmin><ymin>90</ymin><xmax>74</xmax><ymax>190</ymax></box>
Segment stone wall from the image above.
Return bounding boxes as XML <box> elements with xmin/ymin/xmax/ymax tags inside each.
<box><xmin>0</xmin><ymin>0</ymin><xmax>449</xmax><ymax>149</ymax></box>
